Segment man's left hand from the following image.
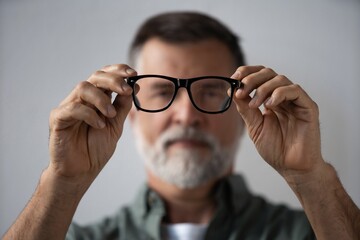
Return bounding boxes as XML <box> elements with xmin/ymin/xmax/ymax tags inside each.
<box><xmin>232</xmin><ymin>65</ymin><xmax>324</xmax><ymax>177</ymax></box>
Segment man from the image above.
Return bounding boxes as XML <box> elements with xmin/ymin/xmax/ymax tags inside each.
<box><xmin>3</xmin><ymin>11</ymin><xmax>359</xmax><ymax>240</ymax></box>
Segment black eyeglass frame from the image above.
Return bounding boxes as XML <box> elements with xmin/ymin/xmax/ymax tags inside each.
<box><xmin>126</xmin><ymin>74</ymin><xmax>243</xmax><ymax>114</ymax></box>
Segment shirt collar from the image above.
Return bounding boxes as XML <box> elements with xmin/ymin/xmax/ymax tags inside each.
<box><xmin>132</xmin><ymin>173</ymin><xmax>251</xmax><ymax>219</ymax></box>
<box><xmin>217</xmin><ymin>174</ymin><xmax>251</xmax><ymax>213</ymax></box>
<box><xmin>130</xmin><ymin>174</ymin><xmax>251</xmax><ymax>239</ymax></box>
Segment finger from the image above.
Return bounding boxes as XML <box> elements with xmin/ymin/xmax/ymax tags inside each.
<box><xmin>265</xmin><ymin>84</ymin><xmax>319</xmax><ymax>120</ymax></box>
<box><xmin>88</xmin><ymin>64</ymin><xmax>137</xmax><ymax>95</ymax></box>
<box><xmin>107</xmin><ymin>93</ymin><xmax>133</xmax><ymax>136</ymax></box>
<box><xmin>249</xmin><ymin>74</ymin><xmax>292</xmax><ymax>108</ymax></box>
<box><xmin>231</xmin><ymin>65</ymin><xmax>266</xmax><ymax>80</ymax></box>
<box><xmin>232</xmin><ymin>67</ymin><xmax>278</xmax><ymax>98</ymax></box>
<box><xmin>50</xmin><ymin>102</ymin><xmax>106</xmax><ymax>130</ymax></box>
<box><xmin>77</xmin><ymin>81</ymin><xmax>118</xmax><ymax>118</ymax></box>
<box><xmin>61</xmin><ymin>81</ymin><xmax>117</xmax><ymax>118</ymax></box>
<box><xmin>233</xmin><ymin>89</ymin><xmax>264</xmax><ymax>133</ymax></box>
<box><xmin>101</xmin><ymin>64</ymin><xmax>137</xmax><ymax>75</ymax></box>
<box><xmin>87</xmin><ymin>71</ymin><xmax>132</xmax><ymax>96</ymax></box>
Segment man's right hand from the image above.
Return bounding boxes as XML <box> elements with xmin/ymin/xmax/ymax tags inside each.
<box><xmin>3</xmin><ymin>64</ymin><xmax>137</xmax><ymax>240</ymax></box>
<box><xmin>48</xmin><ymin>64</ymin><xmax>136</xmax><ymax>188</ymax></box>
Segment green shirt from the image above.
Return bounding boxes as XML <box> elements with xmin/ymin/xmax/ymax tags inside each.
<box><xmin>66</xmin><ymin>174</ymin><xmax>315</xmax><ymax>239</ymax></box>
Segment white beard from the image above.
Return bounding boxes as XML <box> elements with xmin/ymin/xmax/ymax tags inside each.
<box><xmin>134</xmin><ymin>125</ymin><xmax>240</xmax><ymax>189</ymax></box>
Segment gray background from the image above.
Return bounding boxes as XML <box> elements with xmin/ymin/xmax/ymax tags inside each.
<box><xmin>1</xmin><ymin>0</ymin><xmax>359</xmax><ymax>235</ymax></box>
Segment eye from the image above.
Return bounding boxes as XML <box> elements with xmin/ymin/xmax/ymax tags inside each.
<box><xmin>151</xmin><ymin>89</ymin><xmax>174</xmax><ymax>98</ymax></box>
<box><xmin>197</xmin><ymin>86</ymin><xmax>226</xmax><ymax>99</ymax></box>
<box><xmin>148</xmin><ymin>83</ymin><xmax>175</xmax><ymax>100</ymax></box>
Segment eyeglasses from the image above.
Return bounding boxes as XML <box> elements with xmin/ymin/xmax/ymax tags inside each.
<box><xmin>126</xmin><ymin>75</ymin><xmax>243</xmax><ymax>114</ymax></box>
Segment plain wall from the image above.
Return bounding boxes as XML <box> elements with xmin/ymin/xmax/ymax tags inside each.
<box><xmin>1</xmin><ymin>0</ymin><xmax>359</xmax><ymax>235</ymax></box>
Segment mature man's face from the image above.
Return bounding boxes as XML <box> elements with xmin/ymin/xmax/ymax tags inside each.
<box><xmin>130</xmin><ymin>38</ymin><xmax>244</xmax><ymax>188</ymax></box>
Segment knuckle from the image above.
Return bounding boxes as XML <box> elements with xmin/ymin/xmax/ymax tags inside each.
<box><xmin>49</xmin><ymin>108</ymin><xmax>59</xmax><ymax>125</ymax></box>
<box><xmin>293</xmin><ymin>83</ymin><xmax>301</xmax><ymax>88</ymax></box>
<box><xmin>49</xmin><ymin>106</ymin><xmax>69</xmax><ymax>130</ymax></box>
<box><xmin>106</xmin><ymin>64</ymin><xmax>130</xmax><ymax>71</ymax></box>
<box><xmin>235</xmin><ymin>66</ymin><xmax>244</xmax><ymax>72</ymax></box>
<box><xmin>90</xmin><ymin>70</ymin><xmax>105</xmax><ymax>79</ymax></box>
<box><xmin>114</xmin><ymin>64</ymin><xmax>125</xmax><ymax>69</ymax></box>
<box><xmin>235</xmin><ymin>65</ymin><xmax>266</xmax><ymax>80</ymax></box>
<box><xmin>312</xmin><ymin>100</ymin><xmax>319</xmax><ymax>110</ymax></box>
<box><xmin>117</xmin><ymin>64</ymin><xmax>130</xmax><ymax>70</ymax></box>
<box><xmin>292</xmin><ymin>83</ymin><xmax>302</xmax><ymax>92</ymax></box>
<box><xmin>76</xmin><ymin>81</ymin><xmax>91</xmax><ymax>91</ymax></box>
<box><xmin>276</xmin><ymin>74</ymin><xmax>288</xmax><ymax>82</ymax></box>
<box><xmin>110</xmin><ymin>64</ymin><xmax>123</xmax><ymax>70</ymax></box>
<box><xmin>235</xmin><ymin>66</ymin><xmax>248</xmax><ymax>76</ymax></box>
<box><xmin>272</xmin><ymin>87</ymin><xmax>283</xmax><ymax>98</ymax></box>
<box><xmin>262</xmin><ymin>67</ymin><xmax>275</xmax><ymax>75</ymax></box>
<box><xmin>63</xmin><ymin>102</ymin><xmax>79</xmax><ymax>112</ymax></box>
<box><xmin>309</xmin><ymin>99</ymin><xmax>320</xmax><ymax>118</ymax></box>
<box><xmin>241</xmin><ymin>74</ymin><xmax>254</xmax><ymax>84</ymax></box>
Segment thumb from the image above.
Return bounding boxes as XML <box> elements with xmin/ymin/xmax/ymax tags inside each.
<box><xmin>108</xmin><ymin>94</ymin><xmax>133</xmax><ymax>137</ymax></box>
<box><xmin>233</xmin><ymin>88</ymin><xmax>263</xmax><ymax>131</ymax></box>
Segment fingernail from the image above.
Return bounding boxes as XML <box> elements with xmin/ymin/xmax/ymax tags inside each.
<box><xmin>266</xmin><ymin>97</ymin><xmax>273</xmax><ymax>106</ymax></box>
<box><xmin>126</xmin><ymin>68</ymin><xmax>136</xmax><ymax>75</ymax></box>
<box><xmin>107</xmin><ymin>105</ymin><xmax>117</xmax><ymax>117</ymax></box>
<box><xmin>249</xmin><ymin>95</ymin><xmax>258</xmax><ymax>106</ymax></box>
<box><xmin>235</xmin><ymin>88</ymin><xmax>242</xmax><ymax>98</ymax></box>
<box><xmin>98</xmin><ymin>119</ymin><xmax>106</xmax><ymax>128</ymax></box>
<box><xmin>123</xmin><ymin>83</ymin><xmax>132</xmax><ymax>92</ymax></box>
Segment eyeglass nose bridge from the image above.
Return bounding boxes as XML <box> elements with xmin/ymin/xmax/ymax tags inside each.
<box><xmin>173</xmin><ymin>78</ymin><xmax>193</xmax><ymax>104</ymax></box>
<box><xmin>174</xmin><ymin>78</ymin><xmax>193</xmax><ymax>100</ymax></box>
<box><xmin>177</xmin><ymin>78</ymin><xmax>189</xmax><ymax>88</ymax></box>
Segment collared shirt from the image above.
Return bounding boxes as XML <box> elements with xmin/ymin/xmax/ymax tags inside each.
<box><xmin>66</xmin><ymin>174</ymin><xmax>315</xmax><ymax>240</ymax></box>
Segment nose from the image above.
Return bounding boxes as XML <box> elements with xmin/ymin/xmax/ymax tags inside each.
<box><xmin>171</xmin><ymin>88</ymin><xmax>204</xmax><ymax>127</ymax></box>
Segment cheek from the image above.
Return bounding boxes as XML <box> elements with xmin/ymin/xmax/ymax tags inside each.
<box><xmin>210</xmin><ymin>108</ymin><xmax>244</xmax><ymax>146</ymax></box>
<box><xmin>135</xmin><ymin>113</ymin><xmax>168</xmax><ymax>145</ymax></box>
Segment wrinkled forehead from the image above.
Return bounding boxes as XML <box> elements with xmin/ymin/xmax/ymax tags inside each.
<box><xmin>133</xmin><ymin>38</ymin><xmax>236</xmax><ymax>78</ymax></box>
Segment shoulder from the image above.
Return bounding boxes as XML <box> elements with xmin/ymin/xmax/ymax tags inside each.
<box><xmin>215</xmin><ymin>174</ymin><xmax>316</xmax><ymax>239</ymax></box>
<box><xmin>65</xmin><ymin>206</ymin><xmax>131</xmax><ymax>240</ymax></box>
<box><xmin>65</xmin><ymin>184</ymin><xmax>159</xmax><ymax>240</ymax></box>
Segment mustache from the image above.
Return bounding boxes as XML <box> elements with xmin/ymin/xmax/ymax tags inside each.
<box><xmin>155</xmin><ymin>126</ymin><xmax>218</xmax><ymax>151</ymax></box>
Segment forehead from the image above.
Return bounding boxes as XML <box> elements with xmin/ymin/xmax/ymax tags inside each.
<box><xmin>135</xmin><ymin>38</ymin><xmax>236</xmax><ymax>78</ymax></box>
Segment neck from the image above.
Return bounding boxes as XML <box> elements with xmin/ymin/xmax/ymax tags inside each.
<box><xmin>147</xmin><ymin>170</ymin><xmax>219</xmax><ymax>224</ymax></box>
